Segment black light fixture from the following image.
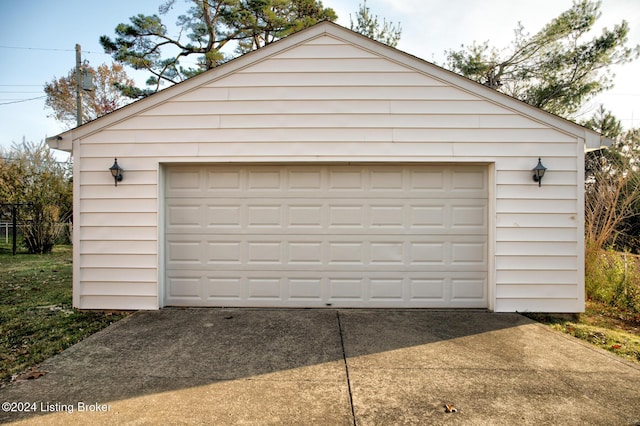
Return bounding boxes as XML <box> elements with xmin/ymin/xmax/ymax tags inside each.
<box><xmin>532</xmin><ymin>157</ymin><xmax>547</xmax><ymax>187</ymax></box>
<box><xmin>109</xmin><ymin>158</ymin><xmax>123</xmax><ymax>186</ymax></box>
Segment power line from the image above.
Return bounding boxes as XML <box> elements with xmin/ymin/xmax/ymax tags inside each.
<box><xmin>604</xmin><ymin>93</ymin><xmax>640</xmax><ymax>97</ymax></box>
<box><xmin>0</xmin><ymin>45</ymin><xmax>73</xmax><ymax>52</ymax></box>
<box><xmin>0</xmin><ymin>96</ymin><xmax>46</xmax><ymax>106</ymax></box>
<box><xmin>0</xmin><ymin>45</ymin><xmax>108</xmax><ymax>55</ymax></box>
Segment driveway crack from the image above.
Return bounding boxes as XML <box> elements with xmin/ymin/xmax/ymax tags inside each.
<box><xmin>337</xmin><ymin>310</ymin><xmax>357</xmax><ymax>426</ymax></box>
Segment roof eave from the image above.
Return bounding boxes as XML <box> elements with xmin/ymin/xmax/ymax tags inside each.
<box><xmin>45</xmin><ymin>132</ymin><xmax>73</xmax><ymax>153</ymax></box>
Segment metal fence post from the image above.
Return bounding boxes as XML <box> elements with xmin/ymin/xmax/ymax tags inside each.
<box><xmin>12</xmin><ymin>204</ymin><xmax>17</xmax><ymax>256</ymax></box>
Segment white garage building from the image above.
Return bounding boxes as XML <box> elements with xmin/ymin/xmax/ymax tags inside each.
<box><xmin>49</xmin><ymin>22</ymin><xmax>600</xmax><ymax>312</ymax></box>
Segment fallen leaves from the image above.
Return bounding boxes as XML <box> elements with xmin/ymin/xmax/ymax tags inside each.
<box><xmin>444</xmin><ymin>403</ymin><xmax>458</xmax><ymax>413</ymax></box>
<box><xmin>13</xmin><ymin>368</ymin><xmax>47</xmax><ymax>381</ymax></box>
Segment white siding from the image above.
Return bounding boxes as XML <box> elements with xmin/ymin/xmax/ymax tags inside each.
<box><xmin>68</xmin><ymin>23</ymin><xmax>588</xmax><ymax>312</ymax></box>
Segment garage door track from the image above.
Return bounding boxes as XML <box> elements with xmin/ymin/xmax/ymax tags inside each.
<box><xmin>1</xmin><ymin>309</ymin><xmax>639</xmax><ymax>425</ymax></box>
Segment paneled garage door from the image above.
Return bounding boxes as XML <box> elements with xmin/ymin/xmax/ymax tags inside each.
<box><xmin>164</xmin><ymin>164</ymin><xmax>488</xmax><ymax>308</ymax></box>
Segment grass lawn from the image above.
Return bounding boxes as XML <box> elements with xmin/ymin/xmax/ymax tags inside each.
<box><xmin>0</xmin><ymin>244</ymin><xmax>129</xmax><ymax>384</ymax></box>
<box><xmin>526</xmin><ymin>301</ymin><xmax>640</xmax><ymax>365</ymax></box>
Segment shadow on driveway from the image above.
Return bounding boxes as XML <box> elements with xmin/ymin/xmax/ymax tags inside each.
<box><xmin>1</xmin><ymin>309</ymin><xmax>639</xmax><ymax>425</ymax></box>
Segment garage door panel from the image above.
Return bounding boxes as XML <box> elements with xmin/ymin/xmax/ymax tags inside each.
<box><xmin>166</xmin><ymin>275</ymin><xmax>202</xmax><ymax>299</ymax></box>
<box><xmin>167</xmin><ymin>205</ymin><xmax>202</xmax><ymax>227</ymax></box>
<box><xmin>206</xmin><ymin>241</ymin><xmax>243</xmax><ymax>264</ymax></box>
<box><xmin>165</xmin><ymin>164</ymin><xmax>488</xmax><ymax>307</ymax></box>
<box><xmin>289</xmin><ymin>278</ymin><xmax>323</xmax><ymax>300</ymax></box>
<box><xmin>451</xmin><ymin>204</ymin><xmax>487</xmax><ymax>228</ymax></box>
<box><xmin>206</xmin><ymin>205</ymin><xmax>242</xmax><ymax>227</ymax></box>
<box><xmin>452</xmin><ymin>169</ymin><xmax>487</xmax><ymax>190</ymax></box>
<box><xmin>451</xmin><ymin>278</ymin><xmax>488</xmax><ymax>302</ymax></box>
<box><xmin>410</xmin><ymin>278</ymin><xmax>446</xmax><ymax>301</ymax></box>
<box><xmin>207</xmin><ymin>277</ymin><xmax>243</xmax><ymax>299</ymax></box>
<box><xmin>166</xmin><ymin>166</ymin><xmax>488</xmax><ymax>198</ymax></box>
<box><xmin>288</xmin><ymin>242</ymin><xmax>324</xmax><ymax>264</ymax></box>
<box><xmin>167</xmin><ymin>169</ymin><xmax>201</xmax><ymax>191</ymax></box>
<box><xmin>247</xmin><ymin>278</ymin><xmax>282</xmax><ymax>300</ymax></box>
<box><xmin>166</xmin><ymin>237</ymin><xmax>487</xmax><ymax>268</ymax></box>
<box><xmin>167</xmin><ymin>241</ymin><xmax>201</xmax><ymax>264</ymax></box>
<box><xmin>167</xmin><ymin>198</ymin><xmax>488</xmax><ymax>234</ymax></box>
<box><xmin>207</xmin><ymin>170</ymin><xmax>242</xmax><ymax>190</ymax></box>
<box><xmin>165</xmin><ymin>235</ymin><xmax>488</xmax><ymax>272</ymax></box>
<box><xmin>166</xmin><ymin>271</ymin><xmax>487</xmax><ymax>307</ymax></box>
<box><xmin>288</xmin><ymin>205</ymin><xmax>324</xmax><ymax>227</ymax></box>
<box><xmin>451</xmin><ymin>242</ymin><xmax>488</xmax><ymax>264</ymax></box>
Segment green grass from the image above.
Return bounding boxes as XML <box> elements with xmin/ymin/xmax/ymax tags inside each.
<box><xmin>526</xmin><ymin>300</ymin><xmax>640</xmax><ymax>365</ymax></box>
<box><xmin>0</xmin><ymin>244</ymin><xmax>129</xmax><ymax>383</ymax></box>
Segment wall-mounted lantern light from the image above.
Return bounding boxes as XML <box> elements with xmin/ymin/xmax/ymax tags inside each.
<box><xmin>532</xmin><ymin>157</ymin><xmax>547</xmax><ymax>187</ymax></box>
<box><xmin>109</xmin><ymin>158</ymin><xmax>123</xmax><ymax>186</ymax></box>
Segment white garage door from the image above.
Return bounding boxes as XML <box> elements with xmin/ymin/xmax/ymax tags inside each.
<box><xmin>164</xmin><ymin>164</ymin><xmax>488</xmax><ymax>308</ymax></box>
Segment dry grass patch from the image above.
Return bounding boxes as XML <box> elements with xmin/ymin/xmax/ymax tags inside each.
<box><xmin>0</xmin><ymin>245</ymin><xmax>130</xmax><ymax>384</ymax></box>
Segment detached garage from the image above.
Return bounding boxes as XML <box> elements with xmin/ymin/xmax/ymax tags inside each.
<box><xmin>48</xmin><ymin>22</ymin><xmax>600</xmax><ymax>312</ymax></box>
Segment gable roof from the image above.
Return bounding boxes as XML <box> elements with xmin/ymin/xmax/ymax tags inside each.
<box><xmin>47</xmin><ymin>21</ymin><xmax>600</xmax><ymax>152</ymax></box>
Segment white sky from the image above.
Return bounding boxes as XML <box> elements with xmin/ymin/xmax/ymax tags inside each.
<box><xmin>0</xmin><ymin>0</ymin><xmax>638</xmax><ymax>155</ymax></box>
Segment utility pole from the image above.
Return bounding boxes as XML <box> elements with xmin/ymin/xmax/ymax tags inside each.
<box><xmin>76</xmin><ymin>44</ymin><xmax>82</xmax><ymax>127</ymax></box>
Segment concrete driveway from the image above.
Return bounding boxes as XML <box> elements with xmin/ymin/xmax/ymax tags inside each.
<box><xmin>1</xmin><ymin>309</ymin><xmax>639</xmax><ymax>425</ymax></box>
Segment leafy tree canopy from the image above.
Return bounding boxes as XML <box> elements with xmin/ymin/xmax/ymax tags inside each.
<box><xmin>350</xmin><ymin>0</ymin><xmax>401</xmax><ymax>47</ymax></box>
<box><xmin>0</xmin><ymin>140</ymin><xmax>72</xmax><ymax>254</ymax></box>
<box><xmin>582</xmin><ymin>104</ymin><xmax>623</xmax><ymax>139</ymax></box>
<box><xmin>444</xmin><ymin>0</ymin><xmax>639</xmax><ymax>118</ymax></box>
<box><xmin>44</xmin><ymin>63</ymin><xmax>135</xmax><ymax>127</ymax></box>
<box><xmin>100</xmin><ymin>0</ymin><xmax>337</xmax><ymax>97</ymax></box>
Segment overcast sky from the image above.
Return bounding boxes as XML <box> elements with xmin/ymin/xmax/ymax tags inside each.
<box><xmin>1</xmin><ymin>0</ymin><xmax>638</xmax><ymax>155</ymax></box>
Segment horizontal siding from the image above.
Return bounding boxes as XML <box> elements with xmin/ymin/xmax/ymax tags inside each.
<box><xmin>496</xmin><ymin>270</ymin><xmax>578</xmax><ymax>284</ymax></box>
<box><xmin>496</xmin><ymin>185</ymin><xmax>577</xmax><ymax>199</ymax></box>
<box><xmin>82</xmin><ymin>254</ymin><xmax>157</xmax><ymax>268</ymax></box>
<box><xmin>79</xmin><ymin>170</ymin><xmax>157</xmax><ymax>185</ymax></box>
<box><xmin>495</xmin><ymin>157</ymin><xmax>578</xmax><ymax>171</ymax></box>
<box><xmin>79</xmin><ymin>295</ymin><xmax>158</xmax><ymax>310</ymax></box>
<box><xmin>81</xmin><ymin>282</ymin><xmax>157</xmax><ymax>296</ymax></box>
<box><xmin>495</xmin><ymin>298</ymin><xmax>581</xmax><ymax>313</ymax></box>
<box><xmin>80</xmin><ymin>240</ymin><xmax>157</xmax><ymax>254</ymax></box>
<box><xmin>79</xmin><ymin>157</ymin><xmax>160</xmax><ymax>172</ymax></box>
<box><xmin>145</xmin><ymin>100</ymin><xmax>514</xmax><ymax>115</ymax></box>
<box><xmin>495</xmin><ymin>256</ymin><xmax>577</xmax><ymax>270</ymax></box>
<box><xmin>80</xmin><ymin>198</ymin><xmax>157</xmax><ymax>213</ymax></box>
<box><xmin>497</xmin><ymin>171</ymin><xmax>578</xmax><ymax>186</ymax></box>
<box><xmin>495</xmin><ymin>242</ymin><xmax>577</xmax><ymax>256</ymax></box>
<box><xmin>496</xmin><ymin>199</ymin><xmax>577</xmax><ymax>213</ymax></box>
<box><xmin>216</xmin><ymin>71</ymin><xmax>447</xmax><ymax>87</ymax></box>
<box><xmin>79</xmin><ymin>212</ymin><xmax>157</xmax><ymax>227</ymax></box>
<box><xmin>496</xmin><ymin>227</ymin><xmax>578</xmax><ymax>242</ymax></box>
<box><xmin>79</xmin><ymin>226</ymin><xmax>157</xmax><ymax>241</ymax></box>
<box><xmin>496</xmin><ymin>284</ymin><xmax>578</xmax><ymax>298</ymax></box>
<box><xmin>176</xmin><ymin>85</ymin><xmax>477</xmax><ymax>101</ymax></box>
<box><xmin>233</xmin><ymin>57</ymin><xmax>412</xmax><ymax>73</ymax></box>
<box><xmin>496</xmin><ymin>213</ymin><xmax>578</xmax><ymax>228</ymax></box>
<box><xmin>81</xmin><ymin>128</ymin><xmax>576</xmax><ymax>145</ymax></box>
<box><xmin>79</xmin><ymin>185</ymin><xmax>156</xmax><ymax>199</ymax></box>
<box><xmin>74</xmin><ymin>34</ymin><xmax>584</xmax><ymax>312</ymax></box>
<box><xmin>273</xmin><ymin>43</ymin><xmax>379</xmax><ymax>59</ymax></box>
<box><xmin>80</xmin><ymin>268</ymin><xmax>157</xmax><ymax>282</ymax></box>
<box><xmin>78</xmin><ymin>144</ymin><xmax>577</xmax><ymax>162</ymax></box>
<box><xmin>110</xmin><ymin>114</ymin><xmax>546</xmax><ymax>131</ymax></box>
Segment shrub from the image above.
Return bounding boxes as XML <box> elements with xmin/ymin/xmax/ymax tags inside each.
<box><xmin>586</xmin><ymin>248</ymin><xmax>640</xmax><ymax>313</ymax></box>
<box><xmin>0</xmin><ymin>140</ymin><xmax>72</xmax><ymax>254</ymax></box>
